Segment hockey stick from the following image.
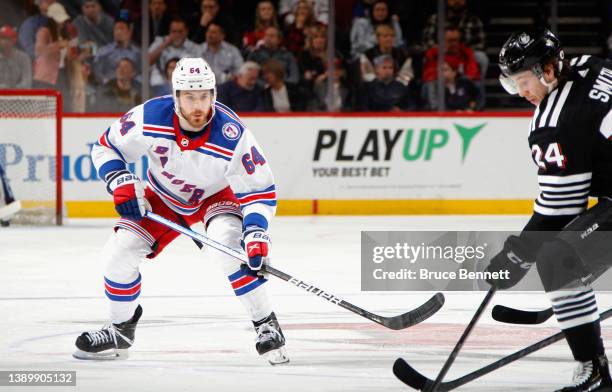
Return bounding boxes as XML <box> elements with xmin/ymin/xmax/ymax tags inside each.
<box><xmin>393</xmin><ymin>307</ymin><xmax>612</xmax><ymax>391</ymax></box>
<box><xmin>145</xmin><ymin>211</ymin><xmax>445</xmax><ymax>330</ymax></box>
<box><xmin>491</xmin><ymin>305</ymin><xmax>553</xmax><ymax>325</ymax></box>
<box><xmin>421</xmin><ymin>288</ymin><xmax>496</xmax><ymax>391</ymax></box>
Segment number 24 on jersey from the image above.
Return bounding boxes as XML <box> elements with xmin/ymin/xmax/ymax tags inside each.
<box><xmin>532</xmin><ymin>142</ymin><xmax>567</xmax><ymax>169</ymax></box>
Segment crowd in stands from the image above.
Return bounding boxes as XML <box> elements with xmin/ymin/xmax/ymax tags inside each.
<box><xmin>2</xmin><ymin>0</ymin><xmax>605</xmax><ymax>113</ymax></box>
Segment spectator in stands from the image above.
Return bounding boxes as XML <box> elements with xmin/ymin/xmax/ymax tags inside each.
<box><xmin>422</xmin><ymin>0</ymin><xmax>487</xmax><ymax>106</ymax></box>
<box><xmin>350</xmin><ymin>0</ymin><xmax>403</xmax><ymax>60</ymax></box>
<box><xmin>73</xmin><ymin>0</ymin><xmax>114</xmax><ymax>51</ymax></box>
<box><xmin>95</xmin><ymin>58</ymin><xmax>141</xmax><ymax>112</ymax></box>
<box><xmin>33</xmin><ymin>3</ymin><xmax>74</xmax><ymax>89</ymax></box>
<box><xmin>148</xmin><ymin>18</ymin><xmax>200</xmax><ymax>88</ymax></box>
<box><xmin>312</xmin><ymin>58</ymin><xmax>350</xmax><ymax>112</ymax></box>
<box><xmin>217</xmin><ymin>61</ymin><xmax>265</xmax><ymax>112</ymax></box>
<box><xmin>360</xmin><ymin>24</ymin><xmax>413</xmax><ymax>85</ymax></box>
<box><xmin>360</xmin><ymin>54</ymin><xmax>413</xmax><ymax>111</ymax></box>
<box><xmin>608</xmin><ymin>33</ymin><xmax>612</xmax><ymax>60</ymax></box>
<box><xmin>422</xmin><ymin>25</ymin><xmax>480</xmax><ymax>109</ymax></box>
<box><xmin>284</xmin><ymin>0</ymin><xmax>317</xmax><ymax>58</ymax></box>
<box><xmin>200</xmin><ymin>23</ymin><xmax>243</xmax><ymax>85</ymax></box>
<box><xmin>93</xmin><ymin>19</ymin><xmax>141</xmax><ymax>85</ymax></box>
<box><xmin>248</xmin><ymin>26</ymin><xmax>300</xmax><ymax>84</ymax></box>
<box><xmin>0</xmin><ymin>25</ymin><xmax>32</xmax><ymax>88</ymax></box>
<box><xmin>132</xmin><ymin>0</ymin><xmax>172</xmax><ymax>43</ymax></box>
<box><xmin>440</xmin><ymin>61</ymin><xmax>478</xmax><ymax>111</ymax></box>
<box><xmin>262</xmin><ymin>59</ymin><xmax>307</xmax><ymax>111</ymax></box>
<box><xmin>242</xmin><ymin>1</ymin><xmax>279</xmax><ymax>54</ymax></box>
<box><xmin>18</xmin><ymin>0</ymin><xmax>54</xmax><ymax>59</ymax></box>
<box><xmin>189</xmin><ymin>0</ymin><xmax>237</xmax><ymax>46</ymax></box>
<box><xmin>299</xmin><ymin>24</ymin><xmax>328</xmax><ymax>89</ymax></box>
<box><xmin>152</xmin><ymin>57</ymin><xmax>178</xmax><ymax>96</ymax></box>
<box><xmin>279</xmin><ymin>0</ymin><xmax>328</xmax><ymax>26</ymax></box>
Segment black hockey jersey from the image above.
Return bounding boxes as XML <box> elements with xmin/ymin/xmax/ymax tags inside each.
<box><xmin>524</xmin><ymin>55</ymin><xmax>612</xmax><ymax>231</ymax></box>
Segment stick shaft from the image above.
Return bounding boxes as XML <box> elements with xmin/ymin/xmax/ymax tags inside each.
<box><xmin>428</xmin><ymin>288</ymin><xmax>497</xmax><ymax>391</ymax></box>
<box><xmin>144</xmin><ymin>211</ymin><xmax>410</xmax><ymax>328</ymax></box>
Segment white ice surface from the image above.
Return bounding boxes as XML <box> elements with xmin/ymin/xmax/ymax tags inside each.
<box><xmin>1</xmin><ymin>215</ymin><xmax>611</xmax><ymax>392</ymax></box>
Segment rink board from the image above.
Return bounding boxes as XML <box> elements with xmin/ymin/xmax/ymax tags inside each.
<box><xmin>1</xmin><ymin>113</ymin><xmax>543</xmax><ymax>216</ymax></box>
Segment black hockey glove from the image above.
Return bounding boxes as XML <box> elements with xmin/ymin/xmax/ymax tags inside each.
<box><xmin>485</xmin><ymin>235</ymin><xmax>535</xmax><ymax>290</ymax></box>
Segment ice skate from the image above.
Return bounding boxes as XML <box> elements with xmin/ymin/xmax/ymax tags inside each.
<box><xmin>253</xmin><ymin>312</ymin><xmax>289</xmax><ymax>365</ymax></box>
<box><xmin>555</xmin><ymin>355</ymin><xmax>612</xmax><ymax>392</ymax></box>
<box><xmin>73</xmin><ymin>305</ymin><xmax>142</xmax><ymax>360</ymax></box>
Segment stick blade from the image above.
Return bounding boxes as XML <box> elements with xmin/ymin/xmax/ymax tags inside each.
<box><xmin>393</xmin><ymin>358</ymin><xmax>434</xmax><ymax>390</ymax></box>
<box><xmin>385</xmin><ymin>292</ymin><xmax>445</xmax><ymax>330</ymax></box>
<box><xmin>492</xmin><ymin>305</ymin><xmax>554</xmax><ymax>325</ymax></box>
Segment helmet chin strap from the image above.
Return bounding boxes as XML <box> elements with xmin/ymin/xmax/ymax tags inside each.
<box><xmin>539</xmin><ymin>76</ymin><xmax>557</xmax><ymax>93</ymax></box>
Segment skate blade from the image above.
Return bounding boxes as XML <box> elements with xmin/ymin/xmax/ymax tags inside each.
<box><xmin>73</xmin><ymin>348</ymin><xmax>129</xmax><ymax>360</ymax></box>
<box><xmin>263</xmin><ymin>347</ymin><xmax>289</xmax><ymax>365</ymax></box>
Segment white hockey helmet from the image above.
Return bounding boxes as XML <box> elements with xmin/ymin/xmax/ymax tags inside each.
<box><xmin>171</xmin><ymin>57</ymin><xmax>216</xmax><ymax>124</ymax></box>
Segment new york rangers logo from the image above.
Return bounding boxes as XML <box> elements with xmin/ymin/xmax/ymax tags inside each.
<box><xmin>222</xmin><ymin>123</ymin><xmax>241</xmax><ymax>140</ymax></box>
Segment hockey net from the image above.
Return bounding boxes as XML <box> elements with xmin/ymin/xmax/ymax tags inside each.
<box><xmin>0</xmin><ymin>89</ymin><xmax>62</xmax><ymax>225</ymax></box>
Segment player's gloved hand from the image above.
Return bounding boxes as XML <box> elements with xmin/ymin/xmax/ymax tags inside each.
<box><xmin>242</xmin><ymin>225</ymin><xmax>271</xmax><ymax>271</ymax></box>
<box><xmin>485</xmin><ymin>235</ymin><xmax>534</xmax><ymax>290</ymax></box>
<box><xmin>106</xmin><ymin>170</ymin><xmax>148</xmax><ymax>221</ymax></box>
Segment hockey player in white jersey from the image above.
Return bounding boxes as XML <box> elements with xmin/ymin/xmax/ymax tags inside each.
<box><xmin>73</xmin><ymin>58</ymin><xmax>288</xmax><ymax>365</ymax></box>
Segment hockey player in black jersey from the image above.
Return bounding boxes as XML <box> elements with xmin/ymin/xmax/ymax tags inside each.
<box><xmin>485</xmin><ymin>28</ymin><xmax>612</xmax><ymax>391</ymax></box>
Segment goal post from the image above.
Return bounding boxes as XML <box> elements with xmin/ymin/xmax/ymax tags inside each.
<box><xmin>0</xmin><ymin>89</ymin><xmax>63</xmax><ymax>225</ymax></box>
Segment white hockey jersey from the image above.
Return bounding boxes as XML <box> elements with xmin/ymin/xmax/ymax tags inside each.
<box><xmin>91</xmin><ymin>96</ymin><xmax>276</xmax><ymax>229</ymax></box>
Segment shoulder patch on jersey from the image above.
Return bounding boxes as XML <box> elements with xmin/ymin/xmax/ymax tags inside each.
<box><xmin>221</xmin><ymin>122</ymin><xmax>241</xmax><ymax>140</ymax></box>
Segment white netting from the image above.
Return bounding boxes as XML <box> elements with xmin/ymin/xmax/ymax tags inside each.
<box><xmin>0</xmin><ymin>92</ymin><xmax>61</xmax><ymax>225</ymax></box>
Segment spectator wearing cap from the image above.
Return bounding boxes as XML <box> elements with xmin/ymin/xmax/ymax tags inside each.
<box><xmin>360</xmin><ymin>24</ymin><xmax>413</xmax><ymax>86</ymax></box>
<box><xmin>261</xmin><ymin>58</ymin><xmax>307</xmax><ymax>112</ymax></box>
<box><xmin>33</xmin><ymin>2</ymin><xmax>74</xmax><ymax>89</ymax></box>
<box><xmin>217</xmin><ymin>61</ymin><xmax>265</xmax><ymax>112</ymax></box>
<box><xmin>350</xmin><ymin>0</ymin><xmax>403</xmax><ymax>60</ymax></box>
<box><xmin>200</xmin><ymin>23</ymin><xmax>243</xmax><ymax>85</ymax></box>
<box><xmin>73</xmin><ymin>0</ymin><xmax>114</xmax><ymax>50</ymax></box>
<box><xmin>95</xmin><ymin>58</ymin><xmax>141</xmax><ymax>112</ymax></box>
<box><xmin>247</xmin><ymin>26</ymin><xmax>300</xmax><ymax>85</ymax></box>
<box><xmin>18</xmin><ymin>0</ymin><xmax>55</xmax><ymax>59</ymax></box>
<box><xmin>242</xmin><ymin>1</ymin><xmax>279</xmax><ymax>54</ymax></box>
<box><xmin>438</xmin><ymin>61</ymin><xmax>479</xmax><ymax>111</ymax></box>
<box><xmin>93</xmin><ymin>19</ymin><xmax>141</xmax><ymax>85</ymax></box>
<box><xmin>188</xmin><ymin>0</ymin><xmax>237</xmax><ymax>45</ymax></box>
<box><xmin>360</xmin><ymin>54</ymin><xmax>413</xmax><ymax>111</ymax></box>
<box><xmin>148</xmin><ymin>18</ymin><xmax>200</xmax><ymax>87</ymax></box>
<box><xmin>0</xmin><ymin>25</ymin><xmax>32</xmax><ymax>88</ymax></box>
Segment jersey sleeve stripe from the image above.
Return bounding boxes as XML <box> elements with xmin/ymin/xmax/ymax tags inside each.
<box><xmin>195</xmin><ymin>146</ymin><xmax>232</xmax><ymax>161</ymax></box>
<box><xmin>536</xmin><ymin>195</ymin><xmax>588</xmax><ymax>206</ymax></box>
<box><xmin>538</xmin><ymin>190</ymin><xmax>590</xmax><ymax>199</ymax></box>
<box><xmin>533</xmin><ymin>203</ymin><xmax>586</xmax><ymax>216</ymax></box>
<box><xmin>538</xmin><ymin>172</ymin><xmax>592</xmax><ymax>184</ymax></box>
<box><xmin>234</xmin><ymin>185</ymin><xmax>276</xmax><ymax>198</ymax></box>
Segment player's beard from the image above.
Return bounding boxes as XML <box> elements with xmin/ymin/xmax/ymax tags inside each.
<box><xmin>181</xmin><ymin>107</ymin><xmax>209</xmax><ymax>130</ymax></box>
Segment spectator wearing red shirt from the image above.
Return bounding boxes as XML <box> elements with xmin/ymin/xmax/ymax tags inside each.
<box><xmin>243</xmin><ymin>1</ymin><xmax>279</xmax><ymax>54</ymax></box>
<box><xmin>422</xmin><ymin>25</ymin><xmax>480</xmax><ymax>110</ymax></box>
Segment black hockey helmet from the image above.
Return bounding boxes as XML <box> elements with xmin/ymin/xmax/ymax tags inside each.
<box><xmin>498</xmin><ymin>28</ymin><xmax>564</xmax><ymax>94</ymax></box>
